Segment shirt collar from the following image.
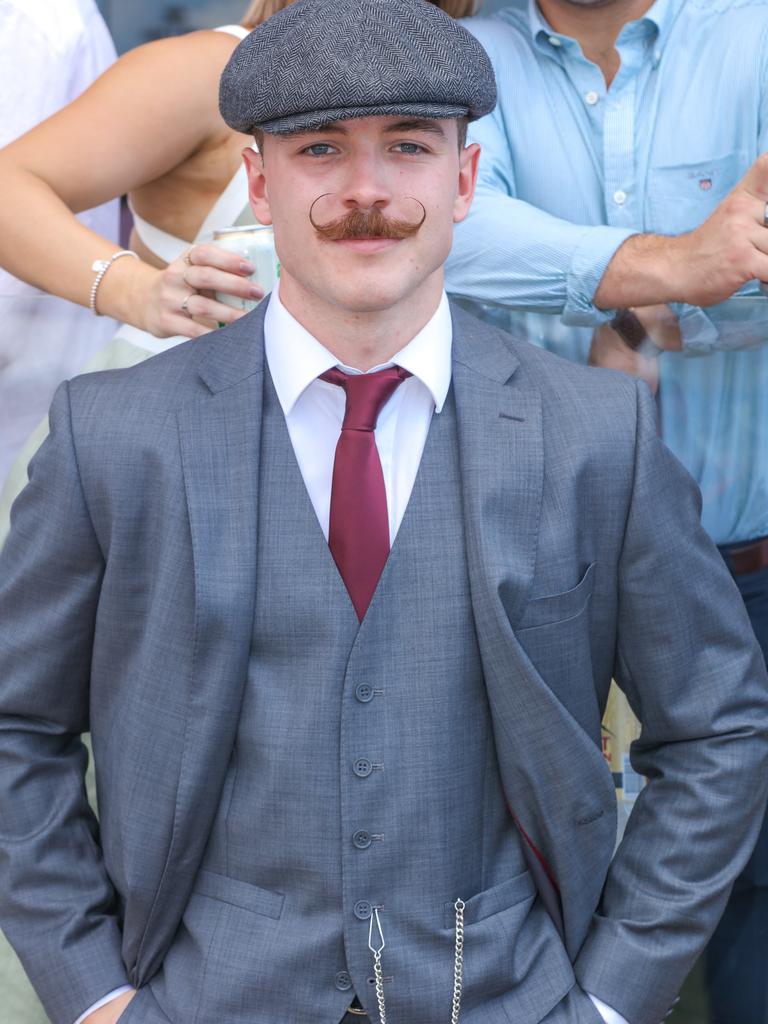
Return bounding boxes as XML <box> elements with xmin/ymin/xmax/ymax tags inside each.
<box><xmin>264</xmin><ymin>283</ymin><xmax>453</xmax><ymax>416</ymax></box>
<box><xmin>527</xmin><ymin>0</ymin><xmax>677</xmax><ymax>54</ymax></box>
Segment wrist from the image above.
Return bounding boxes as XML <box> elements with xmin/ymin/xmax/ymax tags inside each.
<box><xmin>95</xmin><ymin>254</ymin><xmax>158</xmax><ymax>329</ymax></box>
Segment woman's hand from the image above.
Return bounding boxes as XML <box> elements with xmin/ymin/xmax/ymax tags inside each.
<box><xmin>140</xmin><ymin>243</ymin><xmax>266</xmax><ymax>339</ymax></box>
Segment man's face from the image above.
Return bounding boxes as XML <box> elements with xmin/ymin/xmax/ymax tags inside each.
<box><xmin>243</xmin><ymin>116</ymin><xmax>479</xmax><ymax>316</ymax></box>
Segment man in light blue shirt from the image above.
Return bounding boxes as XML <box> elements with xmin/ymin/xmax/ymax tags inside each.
<box><xmin>446</xmin><ymin>1</ymin><xmax>768</xmax><ymax>1020</ymax></box>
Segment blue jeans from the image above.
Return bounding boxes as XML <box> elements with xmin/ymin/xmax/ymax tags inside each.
<box><xmin>705</xmin><ymin>558</ymin><xmax>768</xmax><ymax>1024</ymax></box>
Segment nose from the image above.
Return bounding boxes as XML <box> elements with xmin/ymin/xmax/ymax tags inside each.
<box><xmin>338</xmin><ymin>149</ymin><xmax>393</xmax><ymax>212</ymax></box>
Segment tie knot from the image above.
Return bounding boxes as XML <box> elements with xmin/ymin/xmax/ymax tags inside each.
<box><xmin>320</xmin><ymin>366</ymin><xmax>412</xmax><ymax>431</ymax></box>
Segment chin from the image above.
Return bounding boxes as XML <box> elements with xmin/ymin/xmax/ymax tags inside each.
<box><xmin>322</xmin><ymin>275</ymin><xmax>414</xmax><ymax>314</ymax></box>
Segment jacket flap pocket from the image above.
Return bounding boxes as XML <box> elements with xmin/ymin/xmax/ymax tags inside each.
<box><xmin>516</xmin><ymin>563</ymin><xmax>596</xmax><ymax>631</ymax></box>
<box><xmin>444</xmin><ymin>869</ymin><xmax>536</xmax><ymax>929</ymax></box>
<box><xmin>193</xmin><ymin>869</ymin><xmax>285</xmax><ymax>919</ymax></box>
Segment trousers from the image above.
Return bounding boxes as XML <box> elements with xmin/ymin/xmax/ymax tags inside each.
<box><xmin>705</xmin><ymin>555</ymin><xmax>768</xmax><ymax>1024</ymax></box>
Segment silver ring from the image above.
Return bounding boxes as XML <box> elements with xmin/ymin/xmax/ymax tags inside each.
<box><xmin>180</xmin><ymin>291</ymin><xmax>195</xmax><ymax>315</ymax></box>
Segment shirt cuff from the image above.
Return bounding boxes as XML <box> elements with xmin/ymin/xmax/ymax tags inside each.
<box><xmin>73</xmin><ymin>986</ymin><xmax>134</xmax><ymax>1024</ymax></box>
<box><xmin>670</xmin><ymin>303</ymin><xmax>719</xmax><ymax>354</ymax></box>
<box><xmin>589</xmin><ymin>991</ymin><xmax>631</xmax><ymax>1024</ymax></box>
<box><xmin>563</xmin><ymin>226</ymin><xmax>638</xmax><ymax>327</ymax></box>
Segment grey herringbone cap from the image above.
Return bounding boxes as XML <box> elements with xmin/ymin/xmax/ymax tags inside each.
<box><xmin>219</xmin><ymin>0</ymin><xmax>497</xmax><ymax>135</ymax></box>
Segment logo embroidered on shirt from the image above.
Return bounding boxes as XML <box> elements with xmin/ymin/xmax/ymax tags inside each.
<box><xmin>698</xmin><ymin>178</ymin><xmax>713</xmax><ymax>190</ymax></box>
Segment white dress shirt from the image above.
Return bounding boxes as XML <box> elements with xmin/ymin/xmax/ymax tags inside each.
<box><xmin>77</xmin><ymin>286</ymin><xmax>626</xmax><ymax>1024</ymax></box>
<box><xmin>265</xmin><ymin>284</ymin><xmax>452</xmax><ymax>542</ymax></box>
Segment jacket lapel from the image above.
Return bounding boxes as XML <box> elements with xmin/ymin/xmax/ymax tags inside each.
<box><xmin>135</xmin><ymin>306</ymin><xmax>267</xmax><ymax>981</ymax></box>
<box><xmin>451</xmin><ymin>305</ymin><xmax>615</xmax><ymax>955</ymax></box>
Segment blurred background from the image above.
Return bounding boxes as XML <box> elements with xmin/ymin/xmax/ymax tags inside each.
<box><xmin>94</xmin><ymin>0</ymin><xmax>511</xmax><ymax>51</ymax></box>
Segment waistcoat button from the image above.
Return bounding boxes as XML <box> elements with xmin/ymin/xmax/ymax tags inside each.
<box><xmin>335</xmin><ymin>970</ymin><xmax>353</xmax><ymax>991</ymax></box>
<box><xmin>355</xmin><ymin>683</ymin><xmax>374</xmax><ymax>703</ymax></box>
<box><xmin>353</xmin><ymin>829</ymin><xmax>372</xmax><ymax>849</ymax></box>
<box><xmin>353</xmin><ymin>758</ymin><xmax>373</xmax><ymax>778</ymax></box>
<box><xmin>354</xmin><ymin>900</ymin><xmax>373</xmax><ymax>920</ymax></box>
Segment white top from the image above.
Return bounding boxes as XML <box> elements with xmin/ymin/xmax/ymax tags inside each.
<box><xmin>128</xmin><ymin>23</ymin><xmax>252</xmax><ymax>266</ymax></box>
<box><xmin>0</xmin><ymin>0</ymin><xmax>119</xmax><ymax>487</ymax></box>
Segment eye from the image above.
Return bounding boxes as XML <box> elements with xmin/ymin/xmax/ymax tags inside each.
<box><xmin>301</xmin><ymin>143</ymin><xmax>337</xmax><ymax>157</ymax></box>
<box><xmin>393</xmin><ymin>142</ymin><xmax>428</xmax><ymax>155</ymax></box>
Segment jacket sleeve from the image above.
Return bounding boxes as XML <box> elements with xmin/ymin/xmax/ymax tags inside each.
<box><xmin>574</xmin><ymin>381</ymin><xmax>768</xmax><ymax>1024</ymax></box>
<box><xmin>0</xmin><ymin>382</ymin><xmax>130</xmax><ymax>1024</ymax></box>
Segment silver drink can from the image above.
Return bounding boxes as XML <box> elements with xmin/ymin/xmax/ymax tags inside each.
<box><xmin>212</xmin><ymin>225</ymin><xmax>280</xmax><ymax>311</ymax></box>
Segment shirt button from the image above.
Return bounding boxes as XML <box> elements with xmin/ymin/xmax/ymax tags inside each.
<box><xmin>613</xmin><ymin>190</ymin><xmax>627</xmax><ymax>205</ymax></box>
<box><xmin>548</xmin><ymin>35</ymin><xmax>561</xmax><ymax>46</ymax></box>
<box><xmin>354</xmin><ymin>900</ymin><xmax>373</xmax><ymax>920</ymax></box>
<box><xmin>353</xmin><ymin>758</ymin><xmax>373</xmax><ymax>778</ymax></box>
<box><xmin>335</xmin><ymin>970</ymin><xmax>353</xmax><ymax>991</ymax></box>
<box><xmin>585</xmin><ymin>91</ymin><xmax>599</xmax><ymax>105</ymax></box>
<box><xmin>355</xmin><ymin>683</ymin><xmax>374</xmax><ymax>703</ymax></box>
<box><xmin>353</xmin><ymin>829</ymin><xmax>372</xmax><ymax>850</ymax></box>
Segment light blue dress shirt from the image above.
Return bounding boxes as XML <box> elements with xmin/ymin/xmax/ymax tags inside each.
<box><xmin>446</xmin><ymin>0</ymin><xmax>768</xmax><ymax>543</ymax></box>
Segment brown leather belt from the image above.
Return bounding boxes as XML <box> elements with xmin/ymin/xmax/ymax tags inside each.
<box><xmin>723</xmin><ymin>536</ymin><xmax>768</xmax><ymax>576</ymax></box>
<box><xmin>342</xmin><ymin>1006</ymin><xmax>368</xmax><ymax>1021</ymax></box>
<box><xmin>344</xmin><ymin>997</ymin><xmax>368</xmax><ymax>1018</ymax></box>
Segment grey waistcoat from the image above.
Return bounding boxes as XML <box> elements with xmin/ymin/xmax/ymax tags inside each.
<box><xmin>148</xmin><ymin>374</ymin><xmax>574</xmax><ymax>1024</ymax></box>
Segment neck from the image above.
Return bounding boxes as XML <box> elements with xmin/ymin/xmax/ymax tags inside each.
<box><xmin>277</xmin><ymin>273</ymin><xmax>445</xmax><ymax>371</ymax></box>
<box><xmin>537</xmin><ymin>0</ymin><xmax>655</xmax><ymax>85</ymax></box>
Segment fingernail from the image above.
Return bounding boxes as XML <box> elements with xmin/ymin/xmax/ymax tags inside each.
<box><xmin>240</xmin><ymin>261</ymin><xmax>256</xmax><ymax>274</ymax></box>
<box><xmin>250</xmin><ymin>285</ymin><xmax>264</xmax><ymax>298</ymax></box>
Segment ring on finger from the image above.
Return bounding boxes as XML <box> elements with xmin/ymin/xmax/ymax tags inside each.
<box><xmin>184</xmin><ymin>249</ymin><xmax>194</xmax><ymax>267</ymax></box>
<box><xmin>181</xmin><ymin>290</ymin><xmax>196</xmax><ymax>315</ymax></box>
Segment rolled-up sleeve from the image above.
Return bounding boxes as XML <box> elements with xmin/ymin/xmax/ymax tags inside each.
<box><xmin>446</xmin><ymin>100</ymin><xmax>636</xmax><ymax>324</ymax></box>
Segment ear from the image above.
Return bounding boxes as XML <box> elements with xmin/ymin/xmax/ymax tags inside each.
<box><xmin>243</xmin><ymin>147</ymin><xmax>273</xmax><ymax>226</ymax></box>
<box><xmin>453</xmin><ymin>142</ymin><xmax>481</xmax><ymax>224</ymax></box>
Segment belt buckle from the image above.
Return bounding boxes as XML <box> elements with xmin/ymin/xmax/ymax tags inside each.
<box><xmin>346</xmin><ymin>1005</ymin><xmax>368</xmax><ymax>1017</ymax></box>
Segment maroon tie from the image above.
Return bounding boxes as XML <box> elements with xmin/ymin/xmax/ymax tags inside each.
<box><xmin>320</xmin><ymin>366</ymin><xmax>411</xmax><ymax>620</ymax></box>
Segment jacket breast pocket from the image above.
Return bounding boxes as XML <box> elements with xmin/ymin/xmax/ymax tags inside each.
<box><xmin>515</xmin><ymin>562</ymin><xmax>595</xmax><ymax>632</ymax></box>
<box><xmin>513</xmin><ymin>564</ymin><xmax>598</xmax><ymax>733</ymax></box>
<box><xmin>646</xmin><ymin>151</ymin><xmax>747</xmax><ymax>234</ymax></box>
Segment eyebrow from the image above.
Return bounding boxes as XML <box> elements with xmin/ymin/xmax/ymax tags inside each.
<box><xmin>383</xmin><ymin>119</ymin><xmax>448</xmax><ymax>138</ymax></box>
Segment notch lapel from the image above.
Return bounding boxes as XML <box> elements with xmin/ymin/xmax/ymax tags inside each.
<box><xmin>451</xmin><ymin>306</ymin><xmax>615</xmax><ymax>954</ymax></box>
<box><xmin>136</xmin><ymin>308</ymin><xmax>266</xmax><ymax>981</ymax></box>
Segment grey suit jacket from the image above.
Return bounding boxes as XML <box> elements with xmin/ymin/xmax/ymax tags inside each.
<box><xmin>0</xmin><ymin>302</ymin><xmax>766</xmax><ymax>1024</ymax></box>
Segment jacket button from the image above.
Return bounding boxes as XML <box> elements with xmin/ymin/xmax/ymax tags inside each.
<box><xmin>355</xmin><ymin>683</ymin><xmax>374</xmax><ymax>703</ymax></box>
<box><xmin>335</xmin><ymin>970</ymin><xmax>353</xmax><ymax>991</ymax></box>
<box><xmin>354</xmin><ymin>900</ymin><xmax>373</xmax><ymax>920</ymax></box>
<box><xmin>353</xmin><ymin>829</ymin><xmax>372</xmax><ymax>849</ymax></box>
<box><xmin>353</xmin><ymin>758</ymin><xmax>373</xmax><ymax>778</ymax></box>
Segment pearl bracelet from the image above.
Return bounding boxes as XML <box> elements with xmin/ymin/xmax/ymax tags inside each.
<box><xmin>89</xmin><ymin>250</ymin><xmax>139</xmax><ymax>315</ymax></box>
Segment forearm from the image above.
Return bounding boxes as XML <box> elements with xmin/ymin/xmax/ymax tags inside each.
<box><xmin>574</xmin><ymin>383</ymin><xmax>768</xmax><ymax>1024</ymax></box>
<box><xmin>0</xmin><ymin>160</ymin><xmax>157</xmax><ymax>326</ymax></box>
<box><xmin>448</xmin><ymin>188</ymin><xmax>636</xmax><ymax>323</ymax></box>
<box><xmin>0</xmin><ymin>723</ymin><xmax>129</xmax><ymax>1024</ymax></box>
<box><xmin>593</xmin><ymin>232</ymin><xmax>688</xmax><ymax>310</ymax></box>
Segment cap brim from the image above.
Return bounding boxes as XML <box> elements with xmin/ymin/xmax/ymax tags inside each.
<box><xmin>258</xmin><ymin>102</ymin><xmax>472</xmax><ymax>135</ymax></box>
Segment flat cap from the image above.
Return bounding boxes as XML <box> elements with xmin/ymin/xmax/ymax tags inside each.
<box><xmin>219</xmin><ymin>0</ymin><xmax>497</xmax><ymax>135</ymax></box>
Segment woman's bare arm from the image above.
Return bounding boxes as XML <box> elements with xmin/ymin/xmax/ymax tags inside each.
<box><xmin>0</xmin><ymin>30</ymin><xmax>258</xmax><ymax>336</ymax></box>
